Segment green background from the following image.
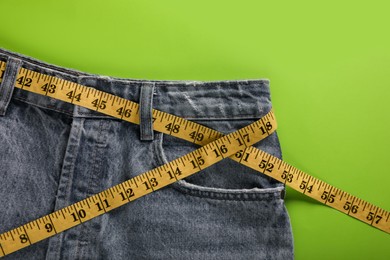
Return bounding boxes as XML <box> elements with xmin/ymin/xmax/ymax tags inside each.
<box><xmin>1</xmin><ymin>0</ymin><xmax>389</xmax><ymax>259</ymax></box>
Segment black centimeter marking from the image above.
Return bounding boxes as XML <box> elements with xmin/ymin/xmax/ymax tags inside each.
<box><xmin>0</xmin><ymin>243</ymin><xmax>5</xmax><ymax>256</ymax></box>
<box><xmin>21</xmin><ymin>226</ymin><xmax>31</xmax><ymax>245</ymax></box>
<box><xmin>370</xmin><ymin>207</ymin><xmax>379</xmax><ymax>226</ymax></box>
<box><xmin>47</xmin><ymin>216</ymin><xmax>57</xmax><ymax>235</ymax></box>
<box><xmin>120</xmin><ymin>100</ymin><xmax>129</xmax><ymax>120</ymax></box>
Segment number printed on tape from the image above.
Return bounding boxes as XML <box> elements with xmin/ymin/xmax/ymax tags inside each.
<box><xmin>0</xmin><ymin>61</ymin><xmax>388</xmax><ymax>258</ymax></box>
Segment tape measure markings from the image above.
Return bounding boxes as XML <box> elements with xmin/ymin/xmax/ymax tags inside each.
<box><xmin>0</xmin><ymin>85</ymin><xmax>276</xmax><ymax>256</ymax></box>
<box><xmin>0</xmin><ymin>61</ymin><xmax>389</xmax><ymax>257</ymax></box>
<box><xmin>240</xmin><ymin>146</ymin><xmax>390</xmax><ymax>229</ymax></box>
<box><xmin>0</xmin><ymin>115</ymin><xmax>273</xmax><ymax>255</ymax></box>
<box><xmin>6</xmin><ymin>63</ymin><xmax>387</xmax><ymax>231</ymax></box>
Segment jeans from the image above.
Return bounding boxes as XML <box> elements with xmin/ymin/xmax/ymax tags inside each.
<box><xmin>0</xmin><ymin>48</ymin><xmax>294</xmax><ymax>259</ymax></box>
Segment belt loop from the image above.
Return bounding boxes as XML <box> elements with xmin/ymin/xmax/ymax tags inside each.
<box><xmin>0</xmin><ymin>57</ymin><xmax>22</xmax><ymax>116</ymax></box>
<box><xmin>139</xmin><ymin>82</ymin><xmax>155</xmax><ymax>141</ymax></box>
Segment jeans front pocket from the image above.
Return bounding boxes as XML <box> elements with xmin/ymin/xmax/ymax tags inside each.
<box><xmin>154</xmin><ymin>118</ymin><xmax>285</xmax><ymax>201</ymax></box>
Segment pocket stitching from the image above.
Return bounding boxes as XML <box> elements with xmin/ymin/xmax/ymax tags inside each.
<box><xmin>154</xmin><ymin>132</ymin><xmax>284</xmax><ymax>201</ymax></box>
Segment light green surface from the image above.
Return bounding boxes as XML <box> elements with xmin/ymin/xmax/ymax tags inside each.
<box><xmin>1</xmin><ymin>0</ymin><xmax>389</xmax><ymax>259</ymax></box>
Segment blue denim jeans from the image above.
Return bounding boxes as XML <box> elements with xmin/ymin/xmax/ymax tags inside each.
<box><xmin>0</xmin><ymin>48</ymin><xmax>294</xmax><ymax>259</ymax></box>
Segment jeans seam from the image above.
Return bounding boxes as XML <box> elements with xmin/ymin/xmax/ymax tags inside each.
<box><xmin>13</xmin><ymin>96</ymin><xmax>74</xmax><ymax>116</ymax></box>
<box><xmin>155</xmin><ymin>132</ymin><xmax>284</xmax><ymax>201</ymax></box>
<box><xmin>173</xmin><ymin>183</ymin><xmax>283</xmax><ymax>201</ymax></box>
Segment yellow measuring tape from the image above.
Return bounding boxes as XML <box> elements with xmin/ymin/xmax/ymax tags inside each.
<box><xmin>0</xmin><ymin>61</ymin><xmax>388</xmax><ymax>257</ymax></box>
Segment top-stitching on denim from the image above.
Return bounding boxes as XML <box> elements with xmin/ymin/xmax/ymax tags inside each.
<box><xmin>1</xmin><ymin>49</ymin><xmax>271</xmax><ymax>121</ymax></box>
<box><xmin>0</xmin><ymin>58</ymin><xmax>21</xmax><ymax>114</ymax></box>
<box><xmin>13</xmin><ymin>96</ymin><xmax>74</xmax><ymax>117</ymax></box>
<box><xmin>0</xmin><ymin>78</ymin><xmax>12</xmax><ymax>114</ymax></box>
<box><xmin>154</xmin><ymin>132</ymin><xmax>284</xmax><ymax>201</ymax></box>
<box><xmin>13</xmin><ymin>93</ymin><xmax>268</xmax><ymax>120</ymax></box>
<box><xmin>173</xmin><ymin>183</ymin><xmax>283</xmax><ymax>201</ymax></box>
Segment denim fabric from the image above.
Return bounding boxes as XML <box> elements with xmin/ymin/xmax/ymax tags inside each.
<box><xmin>0</xmin><ymin>48</ymin><xmax>294</xmax><ymax>259</ymax></box>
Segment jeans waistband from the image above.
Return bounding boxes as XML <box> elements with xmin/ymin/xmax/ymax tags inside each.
<box><xmin>0</xmin><ymin>48</ymin><xmax>272</xmax><ymax>120</ymax></box>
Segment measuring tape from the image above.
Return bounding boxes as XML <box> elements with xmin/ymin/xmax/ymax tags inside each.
<box><xmin>0</xmin><ymin>61</ymin><xmax>388</xmax><ymax>257</ymax></box>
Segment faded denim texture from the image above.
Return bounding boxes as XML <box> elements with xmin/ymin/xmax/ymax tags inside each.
<box><xmin>0</xmin><ymin>48</ymin><xmax>294</xmax><ymax>259</ymax></box>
